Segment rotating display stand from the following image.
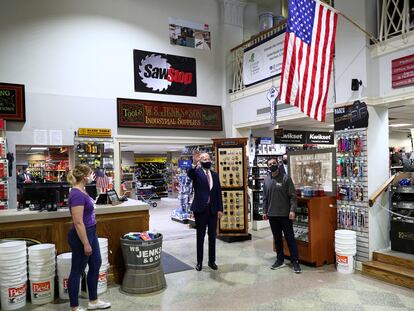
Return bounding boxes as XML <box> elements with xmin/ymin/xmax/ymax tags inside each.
<box><xmin>213</xmin><ymin>138</ymin><xmax>251</xmax><ymax>242</ymax></box>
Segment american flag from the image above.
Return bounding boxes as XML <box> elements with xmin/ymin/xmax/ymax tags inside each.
<box><xmin>279</xmin><ymin>0</ymin><xmax>338</xmax><ymax>122</ymax></box>
<box><xmin>95</xmin><ymin>170</ymin><xmax>110</xmax><ymax>193</ymax></box>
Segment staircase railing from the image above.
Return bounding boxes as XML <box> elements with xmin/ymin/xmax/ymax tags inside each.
<box><xmin>369</xmin><ymin>174</ymin><xmax>396</xmax><ymax>207</ymax></box>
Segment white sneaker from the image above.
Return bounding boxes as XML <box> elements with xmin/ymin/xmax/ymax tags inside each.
<box><xmin>87</xmin><ymin>300</ymin><xmax>111</xmax><ymax>310</ymax></box>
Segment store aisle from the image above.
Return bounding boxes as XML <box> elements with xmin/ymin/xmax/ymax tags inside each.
<box><xmin>149</xmin><ymin>198</ymin><xmax>196</xmax><ymax>242</ymax></box>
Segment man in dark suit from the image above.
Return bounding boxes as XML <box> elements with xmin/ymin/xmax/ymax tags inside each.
<box><xmin>188</xmin><ymin>151</ymin><xmax>223</xmax><ymax>271</ymax></box>
<box><xmin>18</xmin><ymin>167</ymin><xmax>34</xmax><ymax>184</ymax></box>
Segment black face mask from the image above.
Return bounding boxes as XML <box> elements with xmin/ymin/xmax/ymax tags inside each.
<box><xmin>201</xmin><ymin>161</ymin><xmax>212</xmax><ymax>170</ymax></box>
<box><xmin>269</xmin><ymin>164</ymin><xmax>279</xmax><ymax>172</ymax></box>
<box><xmin>283</xmin><ymin>159</ymin><xmax>288</xmax><ymax>165</ymax></box>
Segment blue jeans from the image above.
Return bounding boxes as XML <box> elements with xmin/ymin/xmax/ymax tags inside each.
<box><xmin>68</xmin><ymin>225</ymin><xmax>102</xmax><ymax>308</ymax></box>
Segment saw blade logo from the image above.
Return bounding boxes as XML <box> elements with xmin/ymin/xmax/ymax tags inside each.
<box><xmin>138</xmin><ymin>54</ymin><xmax>172</xmax><ymax>92</ymax></box>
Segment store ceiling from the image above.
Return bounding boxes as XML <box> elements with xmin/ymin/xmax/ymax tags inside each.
<box><xmin>247</xmin><ymin>0</ymin><xmax>281</xmax><ymax>9</ymax></box>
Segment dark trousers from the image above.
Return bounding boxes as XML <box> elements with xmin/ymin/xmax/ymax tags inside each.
<box><xmin>269</xmin><ymin>216</ymin><xmax>299</xmax><ymax>263</ymax></box>
<box><xmin>68</xmin><ymin>225</ymin><xmax>102</xmax><ymax>308</ymax></box>
<box><xmin>194</xmin><ymin>205</ymin><xmax>217</xmax><ymax>265</ymax></box>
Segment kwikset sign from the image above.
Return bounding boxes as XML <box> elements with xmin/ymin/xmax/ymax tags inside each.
<box><xmin>274</xmin><ymin>130</ymin><xmax>333</xmax><ymax>145</ymax></box>
<box><xmin>133</xmin><ymin>49</ymin><xmax>197</xmax><ymax>97</ymax></box>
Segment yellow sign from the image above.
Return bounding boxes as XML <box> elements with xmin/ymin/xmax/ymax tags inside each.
<box><xmin>78</xmin><ymin>128</ymin><xmax>112</xmax><ymax>138</ymax></box>
<box><xmin>135</xmin><ymin>157</ymin><xmax>167</xmax><ymax>163</ymax></box>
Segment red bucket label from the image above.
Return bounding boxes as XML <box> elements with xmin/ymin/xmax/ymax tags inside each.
<box><xmin>32</xmin><ymin>281</ymin><xmax>52</xmax><ymax>299</ymax></box>
<box><xmin>8</xmin><ymin>283</ymin><xmax>26</xmax><ymax>304</ymax></box>
<box><xmin>336</xmin><ymin>254</ymin><xmax>349</xmax><ymax>264</ymax></box>
<box><xmin>63</xmin><ymin>278</ymin><xmax>68</xmax><ymax>293</ymax></box>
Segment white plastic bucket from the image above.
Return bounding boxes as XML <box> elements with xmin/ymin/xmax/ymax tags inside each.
<box><xmin>28</xmin><ymin>244</ymin><xmax>55</xmax><ymax>256</ymax></box>
<box><xmin>29</xmin><ymin>275</ymin><xmax>54</xmax><ymax>304</ymax></box>
<box><xmin>57</xmin><ymin>252</ymin><xmax>72</xmax><ymax>263</ymax></box>
<box><xmin>0</xmin><ymin>251</ymin><xmax>27</xmax><ymax>262</ymax></box>
<box><xmin>98</xmin><ymin>238</ymin><xmax>108</xmax><ymax>248</ymax></box>
<box><xmin>58</xmin><ymin>275</ymin><xmax>81</xmax><ymax>300</ymax></box>
<box><xmin>0</xmin><ymin>241</ymin><xmax>26</xmax><ymax>253</ymax></box>
<box><xmin>0</xmin><ymin>256</ymin><xmax>26</xmax><ymax>268</ymax></box>
<box><xmin>29</xmin><ymin>259</ymin><xmax>55</xmax><ymax>268</ymax></box>
<box><xmin>336</xmin><ymin>253</ymin><xmax>355</xmax><ymax>274</ymax></box>
<box><xmin>29</xmin><ymin>265</ymin><xmax>56</xmax><ymax>277</ymax></box>
<box><xmin>0</xmin><ymin>278</ymin><xmax>27</xmax><ymax>310</ymax></box>
<box><xmin>335</xmin><ymin>229</ymin><xmax>356</xmax><ymax>238</ymax></box>
<box><xmin>97</xmin><ymin>264</ymin><xmax>108</xmax><ymax>295</ymax></box>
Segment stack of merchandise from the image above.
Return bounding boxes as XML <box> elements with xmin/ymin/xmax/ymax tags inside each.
<box><xmin>56</xmin><ymin>252</ymin><xmax>73</xmax><ymax>300</ymax></box>
<box><xmin>123</xmin><ymin>232</ymin><xmax>162</xmax><ymax>241</ymax></box>
<box><xmin>28</xmin><ymin>244</ymin><xmax>56</xmax><ymax>305</ymax></box>
<box><xmin>0</xmin><ymin>241</ymin><xmax>28</xmax><ymax>310</ymax></box>
<box><xmin>172</xmin><ymin>174</ymin><xmax>192</xmax><ymax>220</ymax></box>
<box><xmin>97</xmin><ymin>238</ymin><xmax>109</xmax><ymax>295</ymax></box>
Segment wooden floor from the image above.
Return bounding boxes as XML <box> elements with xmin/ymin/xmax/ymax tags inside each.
<box><xmin>362</xmin><ymin>249</ymin><xmax>414</xmax><ymax>290</ymax></box>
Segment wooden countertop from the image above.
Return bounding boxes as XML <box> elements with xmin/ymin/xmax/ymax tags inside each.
<box><xmin>0</xmin><ymin>199</ymin><xmax>149</xmax><ymax>224</ymax></box>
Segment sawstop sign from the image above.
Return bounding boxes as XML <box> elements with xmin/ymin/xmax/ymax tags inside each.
<box><xmin>134</xmin><ymin>50</ymin><xmax>197</xmax><ymax>97</ymax></box>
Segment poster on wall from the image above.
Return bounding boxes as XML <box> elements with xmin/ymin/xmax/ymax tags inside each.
<box><xmin>243</xmin><ymin>32</ymin><xmax>284</xmax><ymax>87</ymax></box>
<box><xmin>334</xmin><ymin>100</ymin><xmax>369</xmax><ymax>131</ymax></box>
<box><xmin>392</xmin><ymin>54</ymin><xmax>414</xmax><ymax>88</ymax></box>
<box><xmin>133</xmin><ymin>49</ymin><xmax>197</xmax><ymax>96</ymax></box>
<box><xmin>169</xmin><ymin>18</ymin><xmax>211</xmax><ymax>50</ymax></box>
<box><xmin>0</xmin><ymin>83</ymin><xmax>25</xmax><ymax>121</ymax></box>
<box><xmin>117</xmin><ymin>98</ymin><xmax>222</xmax><ymax>131</ymax></box>
<box><xmin>288</xmin><ymin>149</ymin><xmax>336</xmax><ymax>195</ymax></box>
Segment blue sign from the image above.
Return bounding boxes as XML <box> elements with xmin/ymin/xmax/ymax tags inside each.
<box><xmin>260</xmin><ymin>137</ymin><xmax>272</xmax><ymax>145</ymax></box>
<box><xmin>178</xmin><ymin>160</ymin><xmax>193</xmax><ymax>169</ymax></box>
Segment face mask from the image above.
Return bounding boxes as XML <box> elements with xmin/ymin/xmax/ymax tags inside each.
<box><xmin>201</xmin><ymin>161</ymin><xmax>212</xmax><ymax>170</ymax></box>
<box><xmin>283</xmin><ymin>159</ymin><xmax>288</xmax><ymax>165</ymax></box>
<box><xmin>87</xmin><ymin>174</ymin><xmax>94</xmax><ymax>184</ymax></box>
<box><xmin>269</xmin><ymin>164</ymin><xmax>279</xmax><ymax>173</ymax></box>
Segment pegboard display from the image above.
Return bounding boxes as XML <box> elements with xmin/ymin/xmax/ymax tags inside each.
<box><xmin>217</xmin><ymin>148</ymin><xmax>244</xmax><ymax>188</ymax></box>
<box><xmin>213</xmin><ymin>138</ymin><xmax>250</xmax><ymax>241</ymax></box>
<box><xmin>335</xmin><ymin>128</ymin><xmax>369</xmax><ymax>262</ymax></box>
<box><xmin>220</xmin><ymin>190</ymin><xmax>245</xmax><ymax>230</ymax></box>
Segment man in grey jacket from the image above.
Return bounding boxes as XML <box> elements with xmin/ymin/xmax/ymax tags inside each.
<box><xmin>263</xmin><ymin>157</ymin><xmax>301</xmax><ymax>273</ymax></box>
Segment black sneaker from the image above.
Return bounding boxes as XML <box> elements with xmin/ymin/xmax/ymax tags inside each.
<box><xmin>292</xmin><ymin>261</ymin><xmax>301</xmax><ymax>273</ymax></box>
<box><xmin>271</xmin><ymin>261</ymin><xmax>286</xmax><ymax>270</ymax></box>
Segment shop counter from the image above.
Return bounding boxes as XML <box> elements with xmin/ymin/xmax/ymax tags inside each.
<box><xmin>0</xmin><ymin>199</ymin><xmax>149</xmax><ymax>284</ymax></box>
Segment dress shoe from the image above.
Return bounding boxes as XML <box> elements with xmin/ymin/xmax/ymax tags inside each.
<box><xmin>208</xmin><ymin>262</ymin><xmax>218</xmax><ymax>270</ymax></box>
<box><xmin>195</xmin><ymin>263</ymin><xmax>202</xmax><ymax>271</ymax></box>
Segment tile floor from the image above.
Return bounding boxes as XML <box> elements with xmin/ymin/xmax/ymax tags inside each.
<box><xmin>20</xmin><ymin>199</ymin><xmax>414</xmax><ymax>311</ymax></box>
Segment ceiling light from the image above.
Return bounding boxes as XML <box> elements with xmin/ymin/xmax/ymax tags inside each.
<box><xmin>389</xmin><ymin>123</ymin><xmax>413</xmax><ymax>128</ymax></box>
<box><xmin>30</xmin><ymin>147</ymin><xmax>48</xmax><ymax>151</ymax></box>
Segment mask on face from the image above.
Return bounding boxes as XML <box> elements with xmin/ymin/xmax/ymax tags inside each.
<box><xmin>87</xmin><ymin>174</ymin><xmax>95</xmax><ymax>184</ymax></box>
<box><xmin>201</xmin><ymin>161</ymin><xmax>212</xmax><ymax>170</ymax></box>
<box><xmin>269</xmin><ymin>164</ymin><xmax>279</xmax><ymax>173</ymax></box>
<box><xmin>283</xmin><ymin>159</ymin><xmax>288</xmax><ymax>165</ymax></box>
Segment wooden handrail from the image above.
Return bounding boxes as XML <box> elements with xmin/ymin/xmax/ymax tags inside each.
<box><xmin>230</xmin><ymin>19</ymin><xmax>287</xmax><ymax>52</ymax></box>
<box><xmin>369</xmin><ymin>174</ymin><xmax>396</xmax><ymax>207</ymax></box>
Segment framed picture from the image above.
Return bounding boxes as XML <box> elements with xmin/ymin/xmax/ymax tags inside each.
<box><xmin>0</xmin><ymin>83</ymin><xmax>26</xmax><ymax>122</ymax></box>
<box><xmin>288</xmin><ymin>148</ymin><xmax>336</xmax><ymax>195</ymax></box>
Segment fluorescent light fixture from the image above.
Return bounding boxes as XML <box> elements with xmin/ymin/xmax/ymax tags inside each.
<box><xmin>30</xmin><ymin>147</ymin><xmax>48</xmax><ymax>151</ymax></box>
<box><xmin>389</xmin><ymin>123</ymin><xmax>413</xmax><ymax>128</ymax></box>
<box><xmin>327</xmin><ymin>124</ymin><xmax>334</xmax><ymax>127</ymax></box>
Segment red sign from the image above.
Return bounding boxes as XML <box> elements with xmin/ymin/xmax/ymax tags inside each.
<box><xmin>32</xmin><ymin>281</ymin><xmax>51</xmax><ymax>293</ymax></box>
<box><xmin>117</xmin><ymin>98</ymin><xmax>222</xmax><ymax>131</ymax></box>
<box><xmin>392</xmin><ymin>54</ymin><xmax>414</xmax><ymax>88</ymax></box>
<box><xmin>8</xmin><ymin>284</ymin><xmax>26</xmax><ymax>297</ymax></box>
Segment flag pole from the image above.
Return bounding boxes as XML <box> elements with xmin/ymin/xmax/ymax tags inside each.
<box><xmin>317</xmin><ymin>0</ymin><xmax>380</xmax><ymax>45</ymax></box>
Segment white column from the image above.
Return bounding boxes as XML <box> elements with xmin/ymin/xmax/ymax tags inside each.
<box><xmin>367</xmin><ymin>105</ymin><xmax>390</xmax><ymax>258</ymax></box>
<box><xmin>220</xmin><ymin>0</ymin><xmax>246</xmax><ymax>138</ymax></box>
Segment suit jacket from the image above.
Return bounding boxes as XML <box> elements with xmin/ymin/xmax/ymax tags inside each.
<box><xmin>18</xmin><ymin>173</ymin><xmax>34</xmax><ymax>184</ymax></box>
<box><xmin>187</xmin><ymin>167</ymin><xmax>223</xmax><ymax>214</ymax></box>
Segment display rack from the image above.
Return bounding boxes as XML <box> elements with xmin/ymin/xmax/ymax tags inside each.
<box><xmin>213</xmin><ymin>138</ymin><xmax>251</xmax><ymax>242</ymax></box>
<box><xmin>390</xmin><ymin>172</ymin><xmax>414</xmax><ymax>255</ymax></box>
<box><xmin>335</xmin><ymin>128</ymin><xmax>369</xmax><ymax>262</ymax></box>
<box><xmin>74</xmin><ymin>135</ymin><xmax>115</xmax><ymax>191</ymax></box>
<box><xmin>135</xmin><ymin>162</ymin><xmax>168</xmax><ymax>199</ymax></box>
<box><xmin>283</xmin><ymin>196</ymin><xmax>337</xmax><ymax>266</ymax></box>
<box><xmin>0</xmin><ymin>120</ymin><xmax>7</xmax><ymax>210</ymax></box>
<box><xmin>248</xmin><ymin>139</ymin><xmax>286</xmax><ymax>230</ymax></box>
